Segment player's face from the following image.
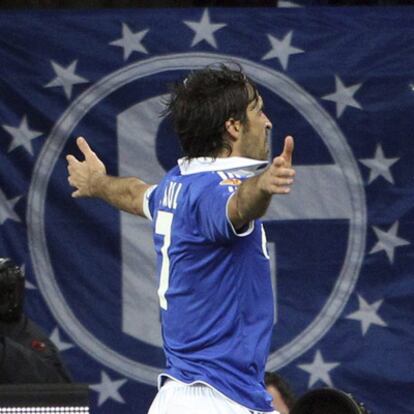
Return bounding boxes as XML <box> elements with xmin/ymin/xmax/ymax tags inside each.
<box><xmin>267</xmin><ymin>385</ymin><xmax>290</xmax><ymax>414</ymax></box>
<box><xmin>239</xmin><ymin>95</ymin><xmax>272</xmax><ymax>161</ymax></box>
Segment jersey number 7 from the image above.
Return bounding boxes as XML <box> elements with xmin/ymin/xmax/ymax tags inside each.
<box><xmin>155</xmin><ymin>210</ymin><xmax>174</xmax><ymax>310</ymax></box>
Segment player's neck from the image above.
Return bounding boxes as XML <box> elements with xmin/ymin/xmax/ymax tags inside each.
<box><xmin>216</xmin><ymin>144</ymin><xmax>241</xmax><ymax>158</ymax></box>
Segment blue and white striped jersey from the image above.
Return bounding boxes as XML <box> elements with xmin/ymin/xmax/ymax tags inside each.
<box><xmin>144</xmin><ymin>156</ymin><xmax>274</xmax><ymax>412</ymax></box>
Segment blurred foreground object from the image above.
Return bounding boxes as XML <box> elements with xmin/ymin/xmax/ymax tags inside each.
<box><xmin>0</xmin><ymin>258</ymin><xmax>72</xmax><ymax>384</ymax></box>
<box><xmin>0</xmin><ymin>383</ymin><xmax>89</xmax><ymax>414</ymax></box>
<box><xmin>291</xmin><ymin>388</ymin><xmax>370</xmax><ymax>414</ymax></box>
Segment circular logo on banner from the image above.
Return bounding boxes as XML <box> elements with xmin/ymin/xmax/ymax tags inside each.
<box><xmin>27</xmin><ymin>52</ymin><xmax>366</xmax><ymax>385</ymax></box>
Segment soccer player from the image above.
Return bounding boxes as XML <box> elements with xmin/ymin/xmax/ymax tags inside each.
<box><xmin>66</xmin><ymin>64</ymin><xmax>295</xmax><ymax>414</ymax></box>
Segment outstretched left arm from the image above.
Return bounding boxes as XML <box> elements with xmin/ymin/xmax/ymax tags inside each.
<box><xmin>66</xmin><ymin>136</ymin><xmax>152</xmax><ymax>217</ymax></box>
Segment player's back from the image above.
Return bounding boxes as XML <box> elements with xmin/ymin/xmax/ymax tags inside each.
<box><xmin>146</xmin><ymin>161</ymin><xmax>274</xmax><ymax>412</ymax></box>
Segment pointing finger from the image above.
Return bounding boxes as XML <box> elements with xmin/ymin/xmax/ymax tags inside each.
<box><xmin>76</xmin><ymin>136</ymin><xmax>94</xmax><ymax>159</ymax></box>
<box><xmin>281</xmin><ymin>136</ymin><xmax>294</xmax><ymax>166</ymax></box>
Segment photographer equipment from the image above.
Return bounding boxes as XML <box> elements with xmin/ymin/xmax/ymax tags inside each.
<box><xmin>291</xmin><ymin>388</ymin><xmax>370</xmax><ymax>414</ymax></box>
<box><xmin>0</xmin><ymin>258</ymin><xmax>25</xmax><ymax>323</ymax></box>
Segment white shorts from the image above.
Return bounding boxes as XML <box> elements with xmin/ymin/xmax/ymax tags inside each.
<box><xmin>147</xmin><ymin>379</ymin><xmax>279</xmax><ymax>414</ymax></box>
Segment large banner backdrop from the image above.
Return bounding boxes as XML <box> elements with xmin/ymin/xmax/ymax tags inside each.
<box><xmin>0</xmin><ymin>7</ymin><xmax>413</xmax><ymax>414</ymax></box>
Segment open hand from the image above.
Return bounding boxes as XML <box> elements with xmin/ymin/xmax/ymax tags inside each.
<box><xmin>66</xmin><ymin>137</ymin><xmax>106</xmax><ymax>198</ymax></box>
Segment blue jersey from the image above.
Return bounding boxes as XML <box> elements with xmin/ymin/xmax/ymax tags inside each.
<box><xmin>144</xmin><ymin>156</ymin><xmax>274</xmax><ymax>412</ymax></box>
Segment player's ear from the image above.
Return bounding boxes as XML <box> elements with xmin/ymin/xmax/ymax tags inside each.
<box><xmin>225</xmin><ymin>118</ymin><xmax>241</xmax><ymax>141</ymax></box>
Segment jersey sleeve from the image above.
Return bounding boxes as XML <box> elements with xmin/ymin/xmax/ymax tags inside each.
<box><xmin>195</xmin><ymin>180</ymin><xmax>254</xmax><ymax>242</ymax></box>
<box><xmin>142</xmin><ymin>185</ymin><xmax>158</xmax><ymax>221</ymax></box>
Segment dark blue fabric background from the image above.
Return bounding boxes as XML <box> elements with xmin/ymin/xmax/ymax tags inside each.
<box><xmin>0</xmin><ymin>8</ymin><xmax>413</xmax><ymax>414</ymax></box>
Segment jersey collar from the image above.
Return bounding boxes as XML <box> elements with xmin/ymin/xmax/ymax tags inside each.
<box><xmin>178</xmin><ymin>156</ymin><xmax>268</xmax><ymax>176</ymax></box>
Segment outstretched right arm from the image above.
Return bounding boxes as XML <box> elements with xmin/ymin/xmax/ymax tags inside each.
<box><xmin>227</xmin><ymin>136</ymin><xmax>295</xmax><ymax>230</ymax></box>
<box><xmin>66</xmin><ymin>137</ymin><xmax>152</xmax><ymax>217</ymax></box>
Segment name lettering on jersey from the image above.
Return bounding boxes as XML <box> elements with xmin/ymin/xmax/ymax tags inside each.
<box><xmin>162</xmin><ymin>181</ymin><xmax>182</xmax><ymax>210</ymax></box>
<box><xmin>219</xmin><ymin>178</ymin><xmax>242</xmax><ymax>186</ymax></box>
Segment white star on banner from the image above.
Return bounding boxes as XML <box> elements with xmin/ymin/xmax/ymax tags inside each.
<box><xmin>2</xmin><ymin>115</ymin><xmax>43</xmax><ymax>155</ymax></box>
<box><xmin>278</xmin><ymin>0</ymin><xmax>303</xmax><ymax>6</ymax></box>
<box><xmin>262</xmin><ymin>31</ymin><xmax>304</xmax><ymax>70</ymax></box>
<box><xmin>25</xmin><ymin>280</ymin><xmax>37</xmax><ymax>290</ymax></box>
<box><xmin>110</xmin><ymin>23</ymin><xmax>149</xmax><ymax>60</ymax></box>
<box><xmin>20</xmin><ymin>264</ymin><xmax>36</xmax><ymax>290</ymax></box>
<box><xmin>44</xmin><ymin>60</ymin><xmax>89</xmax><ymax>99</ymax></box>
<box><xmin>322</xmin><ymin>75</ymin><xmax>362</xmax><ymax>118</ymax></box>
<box><xmin>359</xmin><ymin>144</ymin><xmax>399</xmax><ymax>184</ymax></box>
<box><xmin>90</xmin><ymin>371</ymin><xmax>127</xmax><ymax>407</ymax></box>
<box><xmin>50</xmin><ymin>327</ymin><xmax>74</xmax><ymax>352</ymax></box>
<box><xmin>0</xmin><ymin>189</ymin><xmax>21</xmax><ymax>225</ymax></box>
<box><xmin>184</xmin><ymin>8</ymin><xmax>226</xmax><ymax>49</ymax></box>
<box><xmin>370</xmin><ymin>221</ymin><xmax>410</xmax><ymax>263</ymax></box>
<box><xmin>346</xmin><ymin>294</ymin><xmax>387</xmax><ymax>335</ymax></box>
<box><xmin>298</xmin><ymin>350</ymin><xmax>340</xmax><ymax>388</ymax></box>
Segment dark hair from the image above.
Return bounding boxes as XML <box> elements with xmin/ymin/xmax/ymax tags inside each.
<box><xmin>164</xmin><ymin>63</ymin><xmax>259</xmax><ymax>159</ymax></box>
<box><xmin>265</xmin><ymin>371</ymin><xmax>296</xmax><ymax>410</ymax></box>
<box><xmin>290</xmin><ymin>388</ymin><xmax>370</xmax><ymax>414</ymax></box>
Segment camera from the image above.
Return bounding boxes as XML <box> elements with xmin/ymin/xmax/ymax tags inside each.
<box><xmin>0</xmin><ymin>258</ymin><xmax>25</xmax><ymax>323</ymax></box>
